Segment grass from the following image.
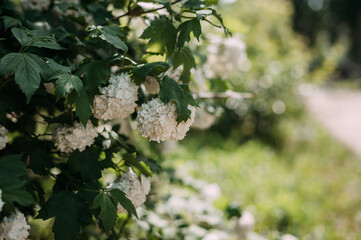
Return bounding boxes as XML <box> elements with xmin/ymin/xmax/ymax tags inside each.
<box><xmin>165</xmin><ymin>115</ymin><xmax>361</xmax><ymax>240</ymax></box>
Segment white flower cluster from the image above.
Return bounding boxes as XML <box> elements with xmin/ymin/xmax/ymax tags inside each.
<box><xmin>93</xmin><ymin>73</ymin><xmax>138</xmax><ymax>120</ymax></box>
<box><xmin>110</xmin><ymin>169</ymin><xmax>151</xmax><ymax>214</ymax></box>
<box><xmin>0</xmin><ymin>189</ymin><xmax>4</xmax><ymax>213</ymax></box>
<box><xmin>143</xmin><ymin>66</ymin><xmax>184</xmax><ymax>95</ymax></box>
<box><xmin>0</xmin><ymin>210</ymin><xmax>30</xmax><ymax>240</ymax></box>
<box><xmin>137</xmin><ymin>98</ymin><xmax>196</xmax><ymax>142</ymax></box>
<box><xmin>52</xmin><ymin>121</ymin><xmax>97</xmax><ymax>153</ymax></box>
<box><xmin>21</xmin><ymin>0</ymin><xmax>50</xmax><ymax>11</ymax></box>
<box><xmin>191</xmin><ymin>105</ymin><xmax>218</xmax><ymax>130</ymax></box>
<box><xmin>134</xmin><ymin>172</ymin><xmax>230</xmax><ymax>240</ymax></box>
<box><xmin>143</xmin><ymin>76</ymin><xmax>160</xmax><ymax>95</ymax></box>
<box><xmin>0</xmin><ymin>125</ymin><xmax>9</xmax><ymax>151</ymax></box>
<box><xmin>204</xmin><ymin>34</ymin><xmax>247</xmax><ymax>80</ymax></box>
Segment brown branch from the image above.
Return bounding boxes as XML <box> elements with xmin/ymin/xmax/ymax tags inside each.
<box><xmin>101</xmin><ymin>0</ymin><xmax>182</xmax><ymax>26</ymax></box>
<box><xmin>193</xmin><ymin>91</ymin><xmax>254</xmax><ymax>99</ymax></box>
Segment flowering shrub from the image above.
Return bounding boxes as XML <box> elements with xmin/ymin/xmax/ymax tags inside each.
<box><xmin>0</xmin><ymin>0</ymin><xmax>237</xmax><ymax>239</ymax></box>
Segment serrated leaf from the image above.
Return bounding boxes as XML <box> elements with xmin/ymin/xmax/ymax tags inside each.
<box><xmin>32</xmin><ymin>36</ymin><xmax>66</xmax><ymax>50</ymax></box>
<box><xmin>68</xmin><ymin>148</ymin><xmax>111</xmax><ymax>182</ymax></box>
<box><xmin>100</xmin><ymin>26</ymin><xmax>128</xmax><ymax>52</ymax></box>
<box><xmin>52</xmin><ymin>71</ymin><xmax>83</xmax><ymax>101</ymax></box>
<box><xmin>77</xmin><ymin>60</ymin><xmax>110</xmax><ymax>94</ymax></box>
<box><xmin>11</xmin><ymin>27</ymin><xmax>33</xmax><ymax>47</ymax></box>
<box><xmin>123</xmin><ymin>153</ymin><xmax>152</xmax><ymax>177</ymax></box>
<box><xmin>159</xmin><ymin>76</ymin><xmax>198</xmax><ymax>122</ymax></box>
<box><xmin>131</xmin><ymin>61</ymin><xmax>170</xmax><ymax>85</ymax></box>
<box><xmin>30</xmin><ymin>149</ymin><xmax>53</xmax><ymax>176</ymax></box>
<box><xmin>140</xmin><ymin>18</ymin><xmax>177</xmax><ymax>54</ymax></box>
<box><xmin>91</xmin><ymin>192</ymin><xmax>117</xmax><ymax>232</ymax></box>
<box><xmin>172</xmin><ymin>48</ymin><xmax>196</xmax><ymax>83</ymax></box>
<box><xmin>75</xmin><ymin>88</ymin><xmax>92</xmax><ymax>126</ymax></box>
<box><xmin>0</xmin><ymin>155</ymin><xmax>34</xmax><ymax>207</ymax></box>
<box><xmin>37</xmin><ymin>191</ymin><xmax>86</xmax><ymax>240</ymax></box>
<box><xmin>0</xmin><ymin>52</ymin><xmax>42</xmax><ymax>101</ymax></box>
<box><xmin>110</xmin><ymin>188</ymin><xmax>138</xmax><ymax>218</ymax></box>
<box><xmin>177</xmin><ymin>19</ymin><xmax>202</xmax><ymax>48</ymax></box>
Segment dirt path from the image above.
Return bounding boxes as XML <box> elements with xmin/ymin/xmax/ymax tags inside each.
<box><xmin>301</xmin><ymin>85</ymin><xmax>361</xmax><ymax>158</ymax></box>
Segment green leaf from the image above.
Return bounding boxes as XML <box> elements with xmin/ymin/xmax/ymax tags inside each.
<box><xmin>123</xmin><ymin>153</ymin><xmax>152</xmax><ymax>177</ymax></box>
<box><xmin>37</xmin><ymin>191</ymin><xmax>85</xmax><ymax>240</ymax></box>
<box><xmin>1</xmin><ymin>16</ymin><xmax>21</xmax><ymax>30</ymax></box>
<box><xmin>91</xmin><ymin>192</ymin><xmax>117</xmax><ymax>232</ymax></box>
<box><xmin>159</xmin><ymin>76</ymin><xmax>198</xmax><ymax>122</ymax></box>
<box><xmin>131</xmin><ymin>61</ymin><xmax>170</xmax><ymax>85</ymax></box>
<box><xmin>140</xmin><ymin>18</ymin><xmax>177</xmax><ymax>54</ymax></box>
<box><xmin>110</xmin><ymin>188</ymin><xmax>138</xmax><ymax>218</ymax></box>
<box><xmin>177</xmin><ymin>19</ymin><xmax>202</xmax><ymax>48</ymax></box>
<box><xmin>52</xmin><ymin>71</ymin><xmax>83</xmax><ymax>101</ymax></box>
<box><xmin>35</xmin><ymin>58</ymin><xmax>72</xmax><ymax>80</ymax></box>
<box><xmin>100</xmin><ymin>26</ymin><xmax>128</xmax><ymax>52</ymax></box>
<box><xmin>77</xmin><ymin>60</ymin><xmax>110</xmax><ymax>94</ymax></box>
<box><xmin>183</xmin><ymin>0</ymin><xmax>205</xmax><ymax>9</ymax></box>
<box><xmin>30</xmin><ymin>149</ymin><xmax>53</xmax><ymax>176</ymax></box>
<box><xmin>32</xmin><ymin>36</ymin><xmax>66</xmax><ymax>50</ymax></box>
<box><xmin>75</xmin><ymin>88</ymin><xmax>92</xmax><ymax>126</ymax></box>
<box><xmin>68</xmin><ymin>148</ymin><xmax>111</xmax><ymax>182</ymax></box>
<box><xmin>172</xmin><ymin>48</ymin><xmax>196</xmax><ymax>83</ymax></box>
<box><xmin>0</xmin><ymin>155</ymin><xmax>34</xmax><ymax>207</ymax></box>
<box><xmin>0</xmin><ymin>52</ymin><xmax>42</xmax><ymax>101</ymax></box>
<box><xmin>11</xmin><ymin>27</ymin><xmax>33</xmax><ymax>47</ymax></box>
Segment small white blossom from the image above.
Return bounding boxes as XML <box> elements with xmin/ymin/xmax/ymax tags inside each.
<box><xmin>143</xmin><ymin>76</ymin><xmax>160</xmax><ymax>95</ymax></box>
<box><xmin>191</xmin><ymin>106</ymin><xmax>217</xmax><ymax>130</ymax></box>
<box><xmin>0</xmin><ymin>210</ymin><xmax>30</xmax><ymax>240</ymax></box>
<box><xmin>204</xmin><ymin>34</ymin><xmax>247</xmax><ymax>79</ymax></box>
<box><xmin>0</xmin><ymin>125</ymin><xmax>9</xmax><ymax>151</ymax></box>
<box><xmin>21</xmin><ymin>0</ymin><xmax>50</xmax><ymax>11</ymax></box>
<box><xmin>0</xmin><ymin>189</ymin><xmax>4</xmax><ymax>213</ymax></box>
<box><xmin>143</xmin><ymin>66</ymin><xmax>184</xmax><ymax>95</ymax></box>
<box><xmin>235</xmin><ymin>210</ymin><xmax>255</xmax><ymax>240</ymax></box>
<box><xmin>52</xmin><ymin>121</ymin><xmax>97</xmax><ymax>153</ymax></box>
<box><xmin>137</xmin><ymin>98</ymin><xmax>196</xmax><ymax>142</ymax></box>
<box><xmin>281</xmin><ymin>234</ymin><xmax>298</xmax><ymax>240</ymax></box>
<box><xmin>93</xmin><ymin>73</ymin><xmax>138</xmax><ymax>120</ymax></box>
<box><xmin>110</xmin><ymin>169</ymin><xmax>151</xmax><ymax>214</ymax></box>
<box><xmin>165</xmin><ymin>66</ymin><xmax>184</xmax><ymax>82</ymax></box>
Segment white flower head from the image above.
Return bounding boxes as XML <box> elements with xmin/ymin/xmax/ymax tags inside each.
<box><xmin>144</xmin><ymin>76</ymin><xmax>160</xmax><ymax>95</ymax></box>
<box><xmin>21</xmin><ymin>0</ymin><xmax>50</xmax><ymax>11</ymax></box>
<box><xmin>0</xmin><ymin>209</ymin><xmax>30</xmax><ymax>240</ymax></box>
<box><xmin>165</xmin><ymin>65</ymin><xmax>184</xmax><ymax>82</ymax></box>
<box><xmin>137</xmin><ymin>98</ymin><xmax>196</xmax><ymax>142</ymax></box>
<box><xmin>191</xmin><ymin>106</ymin><xmax>217</xmax><ymax>130</ymax></box>
<box><xmin>93</xmin><ymin>73</ymin><xmax>138</xmax><ymax>120</ymax></box>
<box><xmin>52</xmin><ymin>121</ymin><xmax>97</xmax><ymax>153</ymax></box>
<box><xmin>143</xmin><ymin>65</ymin><xmax>184</xmax><ymax>95</ymax></box>
<box><xmin>0</xmin><ymin>125</ymin><xmax>9</xmax><ymax>151</ymax></box>
<box><xmin>235</xmin><ymin>210</ymin><xmax>255</xmax><ymax>239</ymax></box>
<box><xmin>0</xmin><ymin>189</ymin><xmax>4</xmax><ymax>213</ymax></box>
<box><xmin>204</xmin><ymin>34</ymin><xmax>247</xmax><ymax>80</ymax></box>
<box><xmin>110</xmin><ymin>169</ymin><xmax>151</xmax><ymax>214</ymax></box>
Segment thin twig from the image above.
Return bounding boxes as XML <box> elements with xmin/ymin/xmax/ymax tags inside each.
<box><xmin>101</xmin><ymin>0</ymin><xmax>182</xmax><ymax>26</ymax></box>
<box><xmin>193</xmin><ymin>91</ymin><xmax>253</xmax><ymax>99</ymax></box>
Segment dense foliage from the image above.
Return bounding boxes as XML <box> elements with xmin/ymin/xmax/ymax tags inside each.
<box><xmin>0</xmin><ymin>0</ymin><xmax>233</xmax><ymax>239</ymax></box>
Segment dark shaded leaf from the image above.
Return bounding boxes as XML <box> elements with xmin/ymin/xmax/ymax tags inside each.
<box><xmin>131</xmin><ymin>61</ymin><xmax>170</xmax><ymax>85</ymax></box>
<box><xmin>177</xmin><ymin>19</ymin><xmax>202</xmax><ymax>48</ymax></box>
<box><xmin>159</xmin><ymin>76</ymin><xmax>198</xmax><ymax>122</ymax></box>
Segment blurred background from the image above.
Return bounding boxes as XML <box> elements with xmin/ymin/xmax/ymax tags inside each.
<box><xmin>160</xmin><ymin>0</ymin><xmax>361</xmax><ymax>239</ymax></box>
